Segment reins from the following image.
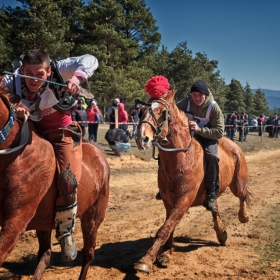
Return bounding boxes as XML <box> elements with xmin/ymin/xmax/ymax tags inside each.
<box><xmin>0</xmin><ymin>99</ymin><xmax>42</xmax><ymax>154</ymax></box>
<box><xmin>138</xmin><ymin>98</ymin><xmax>193</xmax><ymax>159</ymax></box>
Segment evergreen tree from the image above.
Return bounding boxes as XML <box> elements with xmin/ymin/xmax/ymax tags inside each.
<box><xmin>254</xmin><ymin>88</ymin><xmax>270</xmax><ymax>116</ymax></box>
<box><xmin>244</xmin><ymin>83</ymin><xmax>257</xmax><ymax>117</ymax></box>
<box><xmin>57</xmin><ymin>0</ymin><xmax>86</xmax><ymax>56</ymax></box>
<box><xmin>77</xmin><ymin>0</ymin><xmax>159</xmax><ymax>109</ymax></box>
<box><xmin>0</xmin><ymin>0</ymin><xmax>71</xmax><ymax>60</ymax></box>
<box><xmin>224</xmin><ymin>79</ymin><xmax>246</xmax><ymax>114</ymax></box>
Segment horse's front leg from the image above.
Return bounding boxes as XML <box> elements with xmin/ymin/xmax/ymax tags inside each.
<box><xmin>32</xmin><ymin>230</ymin><xmax>52</xmax><ymax>280</ymax></box>
<box><xmin>134</xmin><ymin>195</ymin><xmax>190</xmax><ymax>273</ymax></box>
<box><xmin>212</xmin><ymin>201</ymin><xmax>227</xmax><ymax>245</ymax></box>
<box><xmin>0</xmin><ymin>209</ymin><xmax>37</xmax><ymax>265</ymax></box>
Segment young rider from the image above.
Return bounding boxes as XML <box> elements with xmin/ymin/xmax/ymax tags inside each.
<box><xmin>2</xmin><ymin>49</ymin><xmax>98</xmax><ymax>262</ymax></box>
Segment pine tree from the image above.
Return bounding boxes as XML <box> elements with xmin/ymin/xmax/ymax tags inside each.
<box><xmin>224</xmin><ymin>79</ymin><xmax>246</xmax><ymax>114</ymax></box>
<box><xmin>0</xmin><ymin>0</ymin><xmax>71</xmax><ymax>59</ymax></box>
<box><xmin>244</xmin><ymin>83</ymin><xmax>257</xmax><ymax>117</ymax></box>
<box><xmin>254</xmin><ymin>89</ymin><xmax>270</xmax><ymax>116</ymax></box>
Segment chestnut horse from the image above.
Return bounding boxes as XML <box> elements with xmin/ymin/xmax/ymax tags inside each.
<box><xmin>0</xmin><ymin>81</ymin><xmax>110</xmax><ymax>280</ymax></box>
<box><xmin>134</xmin><ymin>90</ymin><xmax>251</xmax><ymax>273</ymax></box>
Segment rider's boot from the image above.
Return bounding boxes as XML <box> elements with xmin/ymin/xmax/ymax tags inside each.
<box><xmin>203</xmin><ymin>155</ymin><xmax>220</xmax><ymax>213</ymax></box>
<box><xmin>203</xmin><ymin>182</ymin><xmax>218</xmax><ymax>212</ymax></box>
<box><xmin>55</xmin><ymin>201</ymin><xmax>78</xmax><ymax>262</ymax></box>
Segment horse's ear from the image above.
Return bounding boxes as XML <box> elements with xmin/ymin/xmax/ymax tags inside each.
<box><xmin>166</xmin><ymin>89</ymin><xmax>176</xmax><ymax>103</ymax></box>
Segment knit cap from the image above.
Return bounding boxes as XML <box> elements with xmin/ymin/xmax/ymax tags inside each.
<box><xmin>190</xmin><ymin>80</ymin><xmax>210</xmax><ymax>96</ymax></box>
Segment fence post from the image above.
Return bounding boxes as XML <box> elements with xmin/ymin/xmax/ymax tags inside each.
<box><xmin>261</xmin><ymin>123</ymin><xmax>263</xmax><ymax>143</ymax></box>
<box><xmin>114</xmin><ymin>108</ymin><xmax>119</xmax><ymax>128</ymax></box>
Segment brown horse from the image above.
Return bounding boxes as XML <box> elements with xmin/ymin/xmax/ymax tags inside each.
<box><xmin>0</xmin><ymin>81</ymin><xmax>110</xmax><ymax>280</ymax></box>
<box><xmin>134</xmin><ymin>90</ymin><xmax>251</xmax><ymax>273</ymax></box>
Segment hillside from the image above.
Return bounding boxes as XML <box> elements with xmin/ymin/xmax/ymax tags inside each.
<box><xmin>252</xmin><ymin>89</ymin><xmax>280</xmax><ymax>109</ymax></box>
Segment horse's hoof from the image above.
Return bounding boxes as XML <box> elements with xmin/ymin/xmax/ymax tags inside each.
<box><xmin>134</xmin><ymin>262</ymin><xmax>151</xmax><ymax>273</ymax></box>
<box><xmin>217</xmin><ymin>230</ymin><xmax>228</xmax><ymax>245</ymax></box>
<box><xmin>239</xmin><ymin>213</ymin><xmax>249</xmax><ymax>223</ymax></box>
<box><xmin>157</xmin><ymin>252</ymin><xmax>171</xmax><ymax>267</ymax></box>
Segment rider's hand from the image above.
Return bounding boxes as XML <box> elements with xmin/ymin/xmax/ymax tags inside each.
<box><xmin>16</xmin><ymin>107</ymin><xmax>29</xmax><ymax>119</ymax></box>
<box><xmin>189</xmin><ymin>120</ymin><xmax>198</xmax><ymax>132</ymax></box>
<box><xmin>63</xmin><ymin>76</ymin><xmax>80</xmax><ymax>95</ymax></box>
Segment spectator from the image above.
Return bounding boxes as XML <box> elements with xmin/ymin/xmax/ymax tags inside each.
<box><xmin>87</xmin><ymin>100</ymin><xmax>103</xmax><ymax>142</ymax></box>
<box><xmin>243</xmin><ymin>113</ymin><xmax>249</xmax><ymax>141</ymax></box>
<box><xmin>252</xmin><ymin>117</ymin><xmax>258</xmax><ymax>132</ymax></box>
<box><xmin>106</xmin><ymin>98</ymin><xmax>120</xmax><ymax>129</ymax></box>
<box><xmin>266</xmin><ymin>116</ymin><xmax>275</xmax><ymax>138</ymax></box>
<box><xmin>78</xmin><ymin>96</ymin><xmax>88</xmax><ymax>109</ymax></box>
<box><xmin>105</xmin><ymin>128</ymin><xmax>131</xmax><ymax>156</ymax></box>
<box><xmin>118</xmin><ymin>102</ymin><xmax>129</xmax><ymax>131</ymax></box>
<box><xmin>225</xmin><ymin>112</ymin><xmax>236</xmax><ymax>141</ymax></box>
<box><xmin>71</xmin><ymin>100</ymin><xmax>88</xmax><ymax>141</ymax></box>
<box><xmin>274</xmin><ymin>116</ymin><xmax>280</xmax><ymax>138</ymax></box>
<box><xmin>236</xmin><ymin>113</ymin><xmax>244</xmax><ymax>142</ymax></box>
<box><xmin>258</xmin><ymin>114</ymin><xmax>265</xmax><ymax>136</ymax></box>
<box><xmin>130</xmin><ymin>104</ymin><xmax>142</xmax><ymax>138</ymax></box>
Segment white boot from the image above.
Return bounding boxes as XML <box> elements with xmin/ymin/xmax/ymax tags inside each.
<box><xmin>55</xmin><ymin>201</ymin><xmax>78</xmax><ymax>262</ymax></box>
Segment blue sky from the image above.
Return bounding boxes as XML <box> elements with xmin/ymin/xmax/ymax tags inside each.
<box><xmin>1</xmin><ymin>0</ymin><xmax>280</xmax><ymax>90</ymax></box>
<box><xmin>145</xmin><ymin>0</ymin><xmax>280</xmax><ymax>91</ymax></box>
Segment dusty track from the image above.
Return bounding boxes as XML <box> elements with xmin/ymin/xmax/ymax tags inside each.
<box><xmin>1</xmin><ymin>149</ymin><xmax>280</xmax><ymax>280</ymax></box>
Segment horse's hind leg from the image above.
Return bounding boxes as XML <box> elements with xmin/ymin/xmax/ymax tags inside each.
<box><xmin>79</xmin><ymin>193</ymin><xmax>109</xmax><ymax>280</ymax></box>
<box><xmin>229</xmin><ymin>152</ymin><xmax>251</xmax><ymax>223</ymax></box>
<box><xmin>32</xmin><ymin>230</ymin><xmax>52</xmax><ymax>280</ymax></box>
<box><xmin>239</xmin><ymin>199</ymin><xmax>249</xmax><ymax>223</ymax></box>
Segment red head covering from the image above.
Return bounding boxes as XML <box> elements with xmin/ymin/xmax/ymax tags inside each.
<box><xmin>144</xmin><ymin>75</ymin><xmax>170</xmax><ymax>98</ymax></box>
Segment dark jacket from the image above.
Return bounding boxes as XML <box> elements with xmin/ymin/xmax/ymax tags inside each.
<box><xmin>105</xmin><ymin>128</ymin><xmax>130</xmax><ymax>145</ymax></box>
<box><xmin>71</xmin><ymin>107</ymin><xmax>88</xmax><ymax>127</ymax></box>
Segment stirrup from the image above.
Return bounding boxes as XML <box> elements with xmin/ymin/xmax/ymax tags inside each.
<box><xmin>203</xmin><ymin>197</ymin><xmax>218</xmax><ymax>213</ymax></box>
<box><xmin>60</xmin><ymin>235</ymin><xmax>77</xmax><ymax>262</ymax></box>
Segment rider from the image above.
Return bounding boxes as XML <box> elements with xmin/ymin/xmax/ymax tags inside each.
<box><xmin>177</xmin><ymin>80</ymin><xmax>224</xmax><ymax>212</ymax></box>
<box><xmin>2</xmin><ymin>49</ymin><xmax>98</xmax><ymax>261</ymax></box>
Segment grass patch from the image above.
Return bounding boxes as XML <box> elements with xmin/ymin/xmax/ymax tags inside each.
<box><xmin>253</xmin><ymin>203</ymin><xmax>280</xmax><ymax>271</ymax></box>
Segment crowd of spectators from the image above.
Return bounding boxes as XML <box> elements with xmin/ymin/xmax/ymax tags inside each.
<box><xmin>225</xmin><ymin>111</ymin><xmax>280</xmax><ymax>141</ymax></box>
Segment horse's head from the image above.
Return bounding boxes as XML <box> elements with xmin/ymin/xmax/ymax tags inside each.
<box><xmin>0</xmin><ymin>78</ymin><xmax>14</xmax><ymax>120</ymax></box>
<box><xmin>136</xmin><ymin>90</ymin><xmax>178</xmax><ymax>150</ymax></box>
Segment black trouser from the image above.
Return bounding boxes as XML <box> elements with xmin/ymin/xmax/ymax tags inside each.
<box><xmin>195</xmin><ymin>135</ymin><xmax>219</xmax><ymax>194</ymax></box>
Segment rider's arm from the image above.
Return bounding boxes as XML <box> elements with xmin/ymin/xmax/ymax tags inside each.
<box><xmin>56</xmin><ymin>54</ymin><xmax>99</xmax><ymax>95</ymax></box>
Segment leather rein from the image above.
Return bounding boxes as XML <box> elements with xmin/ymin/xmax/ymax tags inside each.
<box><xmin>0</xmin><ymin>97</ymin><xmax>41</xmax><ymax>154</ymax></box>
<box><xmin>138</xmin><ymin>98</ymin><xmax>192</xmax><ymax>159</ymax></box>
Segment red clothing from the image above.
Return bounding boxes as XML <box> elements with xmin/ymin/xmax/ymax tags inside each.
<box><xmin>36</xmin><ymin>110</ymin><xmax>72</xmax><ymax>130</ymax></box>
<box><xmin>118</xmin><ymin>103</ymin><xmax>128</xmax><ymax>123</ymax></box>
<box><xmin>87</xmin><ymin>105</ymin><xmax>102</xmax><ymax>123</ymax></box>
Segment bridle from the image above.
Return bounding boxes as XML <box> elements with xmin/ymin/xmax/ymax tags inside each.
<box><xmin>0</xmin><ymin>104</ymin><xmax>15</xmax><ymax>144</ymax></box>
<box><xmin>138</xmin><ymin>98</ymin><xmax>193</xmax><ymax>159</ymax></box>
<box><xmin>0</xmin><ymin>96</ymin><xmax>42</xmax><ymax>154</ymax></box>
<box><xmin>140</xmin><ymin>98</ymin><xmax>171</xmax><ymax>143</ymax></box>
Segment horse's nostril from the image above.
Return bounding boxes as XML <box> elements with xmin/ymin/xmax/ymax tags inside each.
<box><xmin>143</xmin><ymin>136</ymin><xmax>149</xmax><ymax>143</ymax></box>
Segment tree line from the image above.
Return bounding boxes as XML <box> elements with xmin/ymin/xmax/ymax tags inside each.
<box><xmin>0</xmin><ymin>0</ymin><xmax>276</xmax><ymax>117</ymax></box>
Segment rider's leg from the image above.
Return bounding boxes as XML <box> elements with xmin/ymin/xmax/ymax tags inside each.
<box><xmin>44</xmin><ymin>123</ymin><xmax>82</xmax><ymax>262</ymax></box>
<box><xmin>203</xmin><ymin>154</ymin><xmax>219</xmax><ymax>212</ymax></box>
<box><xmin>198</xmin><ymin>138</ymin><xmax>219</xmax><ymax>212</ymax></box>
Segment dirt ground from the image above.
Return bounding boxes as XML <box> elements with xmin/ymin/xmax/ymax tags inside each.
<box><xmin>1</xmin><ymin>127</ymin><xmax>280</xmax><ymax>280</ymax></box>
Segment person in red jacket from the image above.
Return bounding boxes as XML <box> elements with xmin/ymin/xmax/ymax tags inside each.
<box><xmin>258</xmin><ymin>113</ymin><xmax>265</xmax><ymax>136</ymax></box>
<box><xmin>117</xmin><ymin>102</ymin><xmax>129</xmax><ymax>132</ymax></box>
<box><xmin>87</xmin><ymin>100</ymin><xmax>103</xmax><ymax>142</ymax></box>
